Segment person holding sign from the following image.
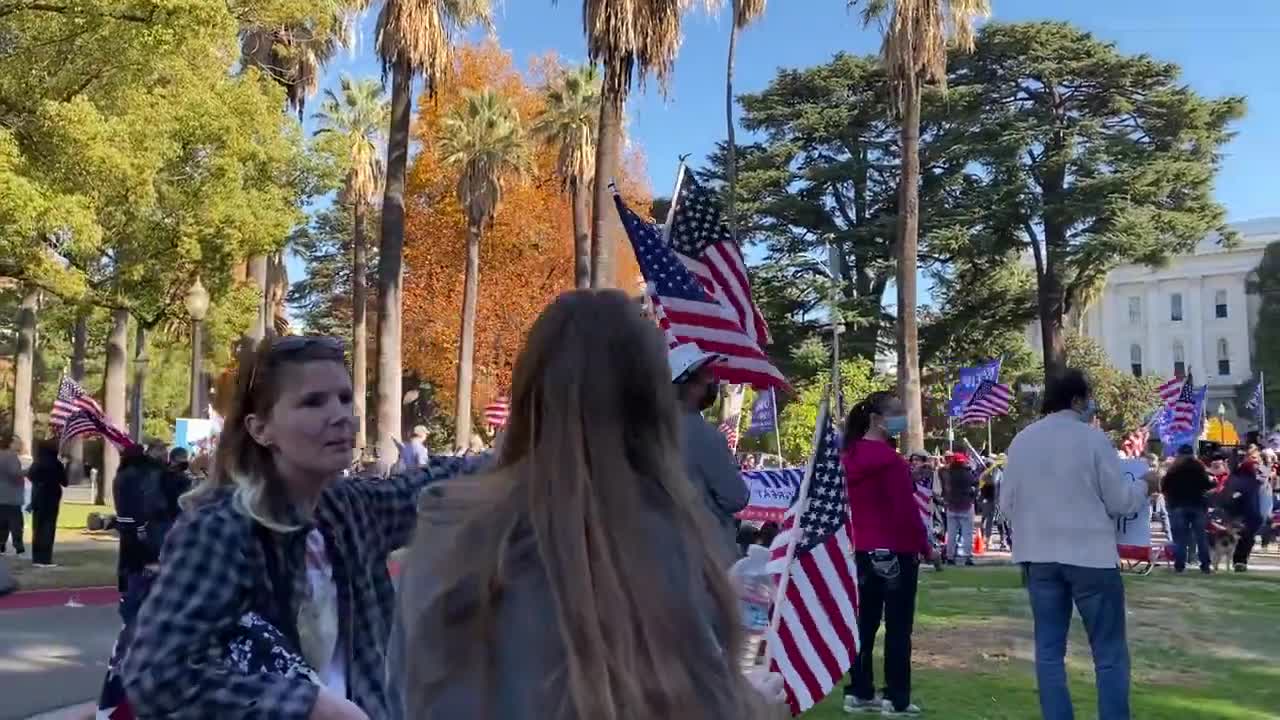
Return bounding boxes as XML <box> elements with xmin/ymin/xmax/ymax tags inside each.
<box><xmin>1001</xmin><ymin>369</ymin><xmax>1150</xmax><ymax>720</ymax></box>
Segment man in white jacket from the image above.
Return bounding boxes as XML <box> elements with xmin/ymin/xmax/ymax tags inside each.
<box><xmin>1002</xmin><ymin>369</ymin><xmax>1149</xmax><ymax>720</ymax></box>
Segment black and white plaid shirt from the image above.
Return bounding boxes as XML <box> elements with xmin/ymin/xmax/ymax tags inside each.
<box><xmin>122</xmin><ymin>456</ymin><xmax>486</xmax><ymax>719</ymax></box>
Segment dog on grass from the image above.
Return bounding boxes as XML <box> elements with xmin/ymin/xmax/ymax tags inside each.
<box><xmin>1206</xmin><ymin>518</ymin><xmax>1242</xmax><ymax>572</ymax></box>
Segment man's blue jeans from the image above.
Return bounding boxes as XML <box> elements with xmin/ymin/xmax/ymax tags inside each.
<box><xmin>1025</xmin><ymin>563</ymin><xmax>1130</xmax><ymax>720</ymax></box>
<box><xmin>1167</xmin><ymin>506</ymin><xmax>1210</xmax><ymax>572</ymax></box>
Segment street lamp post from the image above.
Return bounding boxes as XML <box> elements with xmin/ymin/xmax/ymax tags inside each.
<box><xmin>185</xmin><ymin>276</ymin><xmax>210</xmax><ymax>418</ymax></box>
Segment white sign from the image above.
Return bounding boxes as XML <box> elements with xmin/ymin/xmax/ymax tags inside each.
<box><xmin>737</xmin><ymin>469</ymin><xmax>803</xmax><ymax>523</ymax></box>
<box><xmin>1114</xmin><ymin>458</ymin><xmax>1152</xmax><ymax>547</ymax></box>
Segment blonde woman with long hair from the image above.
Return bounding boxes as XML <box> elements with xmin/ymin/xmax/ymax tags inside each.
<box><xmin>396</xmin><ymin>289</ymin><xmax>781</xmax><ymax>720</ymax></box>
<box><xmin>122</xmin><ymin>337</ymin><xmax>480</xmax><ymax>720</ymax></box>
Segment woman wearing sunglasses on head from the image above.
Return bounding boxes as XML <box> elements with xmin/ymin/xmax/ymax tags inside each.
<box><xmin>121</xmin><ymin>336</ymin><xmax>482</xmax><ymax>720</ymax></box>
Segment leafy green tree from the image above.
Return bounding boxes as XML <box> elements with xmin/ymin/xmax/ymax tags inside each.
<box><xmin>944</xmin><ymin>22</ymin><xmax>1245</xmax><ymax>381</ymax></box>
<box><xmin>288</xmin><ymin>205</ymin><xmax>378</xmax><ymax>338</ymax></box>
<box><xmin>1063</xmin><ymin>333</ymin><xmax>1161</xmax><ymax>440</ymax></box>
<box><xmin>438</xmin><ymin>88</ymin><xmax>529</xmax><ymax>449</ymax></box>
<box><xmin>776</xmin><ymin>353</ymin><xmax>893</xmax><ymax>463</ymax></box>
<box><xmin>1248</xmin><ymin>242</ymin><xmax>1279</xmax><ymax>429</ymax></box>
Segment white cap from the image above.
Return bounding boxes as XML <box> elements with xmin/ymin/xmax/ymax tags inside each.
<box><xmin>668</xmin><ymin>343</ymin><xmax>722</xmax><ymax>384</ymax></box>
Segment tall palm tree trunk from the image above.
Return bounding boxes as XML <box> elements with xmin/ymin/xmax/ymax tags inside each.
<box><xmin>11</xmin><ymin>287</ymin><xmax>38</xmax><ymax>460</ymax></box>
<box><xmin>375</xmin><ymin>60</ymin><xmax>411</xmax><ymax>469</ymax></box>
<box><xmin>129</xmin><ymin>324</ymin><xmax>149</xmax><ymax>442</ymax></box>
<box><xmin>102</xmin><ymin>308</ymin><xmax>128</xmax><ymax>504</ymax></box>
<box><xmin>454</xmin><ymin>222</ymin><xmax>482</xmax><ymax>450</ymax></box>
<box><xmin>68</xmin><ymin>312</ymin><xmax>88</xmax><ymax>484</ymax></box>
<box><xmin>896</xmin><ymin>78</ymin><xmax>924</xmax><ymax>452</ymax></box>
<box><xmin>571</xmin><ymin>176</ymin><xmax>591</xmax><ymax>289</ymax></box>
<box><xmin>352</xmin><ymin>200</ymin><xmax>369</xmax><ymax>459</ymax></box>
<box><xmin>589</xmin><ymin>81</ymin><xmax>623</xmax><ymax>288</ymax></box>
<box><xmin>725</xmin><ymin>18</ymin><xmax>740</xmax><ymax>240</ymax></box>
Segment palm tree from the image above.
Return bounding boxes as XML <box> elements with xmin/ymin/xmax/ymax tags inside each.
<box><xmin>312</xmin><ymin>74</ymin><xmax>389</xmax><ymax>458</ymax></box>
<box><xmin>373</xmin><ymin>0</ymin><xmax>493</xmax><ymax>467</ymax></box>
<box><xmin>533</xmin><ymin>65</ymin><xmax>601</xmax><ymax>289</ymax></box>
<box><xmin>438</xmin><ymin>89</ymin><xmax>529</xmax><ymax>450</ymax></box>
<box><xmin>576</xmin><ymin>0</ymin><xmax>689</xmax><ymax>287</ymax></box>
<box><xmin>724</xmin><ymin>0</ymin><xmax>765</xmax><ymax>239</ymax></box>
<box><xmin>239</xmin><ymin>2</ymin><xmax>365</xmax><ymax>340</ymax></box>
<box><xmin>856</xmin><ymin>0</ymin><xmax>988</xmax><ymax>451</ymax></box>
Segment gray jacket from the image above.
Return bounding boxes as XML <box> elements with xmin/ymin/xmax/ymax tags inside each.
<box><xmin>0</xmin><ymin>451</ymin><xmax>24</xmax><ymax>506</ymax></box>
<box><xmin>390</xmin><ymin>498</ymin><xmax>738</xmax><ymax>719</ymax></box>
<box><xmin>681</xmin><ymin>410</ymin><xmax>750</xmax><ymax>558</ymax></box>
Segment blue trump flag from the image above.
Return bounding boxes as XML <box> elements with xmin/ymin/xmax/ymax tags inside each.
<box><xmin>745</xmin><ymin>390</ymin><xmax>777</xmax><ymax>436</ymax></box>
<box><xmin>948</xmin><ymin>359</ymin><xmax>1003</xmax><ymax>417</ymax></box>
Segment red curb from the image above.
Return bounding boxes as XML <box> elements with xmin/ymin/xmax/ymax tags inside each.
<box><xmin>0</xmin><ymin>561</ymin><xmax>405</xmax><ymax>612</ymax></box>
<box><xmin>0</xmin><ymin>585</ymin><xmax>119</xmax><ymax>611</ymax></box>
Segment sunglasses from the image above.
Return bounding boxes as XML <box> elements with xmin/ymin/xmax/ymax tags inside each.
<box><xmin>247</xmin><ymin>335</ymin><xmax>345</xmax><ymax>390</ymax></box>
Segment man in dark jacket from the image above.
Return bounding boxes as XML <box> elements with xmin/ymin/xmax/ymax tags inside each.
<box><xmin>1161</xmin><ymin>445</ymin><xmax>1215</xmax><ymax>573</ymax></box>
<box><xmin>1221</xmin><ymin>457</ymin><xmax>1265</xmax><ymax>572</ymax></box>
<box><xmin>943</xmin><ymin>455</ymin><xmax>978</xmax><ymax>566</ymax></box>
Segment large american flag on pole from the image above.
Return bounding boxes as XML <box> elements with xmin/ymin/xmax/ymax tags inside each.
<box><xmin>667</xmin><ymin>172</ymin><xmax>771</xmax><ymax>348</ymax></box>
<box><xmin>614</xmin><ymin>193</ymin><xmax>789</xmax><ymax>390</ymax></box>
<box><xmin>960</xmin><ymin>379</ymin><xmax>1013</xmax><ymax>425</ymax></box>
<box><xmin>1160</xmin><ymin>375</ymin><xmax>1198</xmax><ymax>433</ymax></box>
<box><xmin>765</xmin><ymin>396</ymin><xmax>858</xmax><ymax>715</ymax></box>
<box><xmin>60</xmin><ymin>408</ymin><xmax>135</xmax><ymax>451</ymax></box>
<box><xmin>49</xmin><ymin>376</ymin><xmax>104</xmax><ymax>430</ymax></box>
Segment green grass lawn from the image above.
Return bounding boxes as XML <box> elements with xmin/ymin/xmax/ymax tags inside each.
<box><xmin>7</xmin><ymin>502</ymin><xmax>119</xmax><ymax>591</ymax></box>
<box><xmin>800</xmin><ymin>567</ymin><xmax>1280</xmax><ymax>719</ymax></box>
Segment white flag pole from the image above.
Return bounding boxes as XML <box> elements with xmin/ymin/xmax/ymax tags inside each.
<box><xmin>660</xmin><ymin>156</ymin><xmax>690</xmax><ymax>246</ymax></box>
<box><xmin>763</xmin><ymin>389</ymin><xmax>830</xmax><ymax>668</ymax></box>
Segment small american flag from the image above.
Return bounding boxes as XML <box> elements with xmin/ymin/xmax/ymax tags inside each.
<box><xmin>483</xmin><ymin>397</ymin><xmax>510</xmax><ymax>428</ymax></box>
<box><xmin>667</xmin><ymin>172</ymin><xmax>771</xmax><ymax>348</ymax></box>
<box><xmin>614</xmin><ymin>194</ymin><xmax>789</xmax><ymax>391</ymax></box>
<box><xmin>960</xmin><ymin>379</ymin><xmax>1013</xmax><ymax>425</ymax></box>
<box><xmin>765</xmin><ymin>397</ymin><xmax>858</xmax><ymax>715</ymax></box>
<box><xmin>49</xmin><ymin>376</ymin><xmax>103</xmax><ymax>430</ymax></box>
<box><xmin>718</xmin><ymin>418</ymin><xmax>741</xmax><ymax>454</ymax></box>
<box><xmin>59</xmin><ymin>408</ymin><xmax>134</xmax><ymax>451</ymax></box>
<box><xmin>1156</xmin><ymin>375</ymin><xmax>1187</xmax><ymax>406</ymax></box>
<box><xmin>1164</xmin><ymin>376</ymin><xmax>1197</xmax><ymax>433</ymax></box>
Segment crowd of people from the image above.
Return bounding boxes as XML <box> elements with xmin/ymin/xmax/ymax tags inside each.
<box><xmin>1</xmin><ymin>287</ymin><xmax>1275</xmax><ymax>719</ymax></box>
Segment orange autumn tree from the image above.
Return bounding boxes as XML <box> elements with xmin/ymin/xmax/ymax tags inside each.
<box><xmin>403</xmin><ymin>41</ymin><xmax>649</xmax><ymax>432</ymax></box>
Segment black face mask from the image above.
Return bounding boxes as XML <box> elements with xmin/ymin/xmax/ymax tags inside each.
<box><xmin>698</xmin><ymin>382</ymin><xmax>719</xmax><ymax>412</ymax></box>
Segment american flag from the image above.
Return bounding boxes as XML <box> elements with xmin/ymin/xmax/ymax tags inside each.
<box><xmin>1121</xmin><ymin>426</ymin><xmax>1150</xmax><ymax>458</ymax></box>
<box><xmin>718</xmin><ymin>418</ymin><xmax>741</xmax><ymax>454</ymax></box>
<box><xmin>483</xmin><ymin>397</ymin><xmax>510</xmax><ymax>428</ymax></box>
<box><xmin>59</xmin><ymin>408</ymin><xmax>134</xmax><ymax>451</ymax></box>
<box><xmin>765</xmin><ymin>397</ymin><xmax>858</xmax><ymax>715</ymax></box>
<box><xmin>1157</xmin><ymin>375</ymin><xmax>1187</xmax><ymax>406</ymax></box>
<box><xmin>960</xmin><ymin>379</ymin><xmax>1013</xmax><ymax>425</ymax></box>
<box><xmin>614</xmin><ymin>194</ymin><xmax>789</xmax><ymax>391</ymax></box>
<box><xmin>1163</xmin><ymin>376</ymin><xmax>1198</xmax><ymax>433</ymax></box>
<box><xmin>667</xmin><ymin>172</ymin><xmax>771</xmax><ymax>348</ymax></box>
<box><xmin>49</xmin><ymin>376</ymin><xmax>103</xmax><ymax>430</ymax></box>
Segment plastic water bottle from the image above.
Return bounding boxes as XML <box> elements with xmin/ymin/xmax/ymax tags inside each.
<box><xmin>729</xmin><ymin>544</ymin><xmax>775</xmax><ymax>669</ymax></box>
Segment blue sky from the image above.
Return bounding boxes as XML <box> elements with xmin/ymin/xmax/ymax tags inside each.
<box><xmin>294</xmin><ymin>0</ymin><xmax>1280</xmax><ymax>290</ymax></box>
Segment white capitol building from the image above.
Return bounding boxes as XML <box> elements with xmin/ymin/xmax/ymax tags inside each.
<box><xmin>1027</xmin><ymin>217</ymin><xmax>1276</xmax><ymax>427</ymax></box>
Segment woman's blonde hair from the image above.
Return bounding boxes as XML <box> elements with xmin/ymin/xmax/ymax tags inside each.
<box><xmin>402</xmin><ymin>289</ymin><xmax>768</xmax><ymax>720</ymax></box>
<box><xmin>181</xmin><ymin>336</ymin><xmax>346</xmax><ymax>531</ymax></box>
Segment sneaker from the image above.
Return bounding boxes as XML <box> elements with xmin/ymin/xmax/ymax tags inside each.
<box><xmin>881</xmin><ymin>700</ymin><xmax>922</xmax><ymax>715</ymax></box>
<box><xmin>31</xmin><ymin>562</ymin><xmax>59</xmax><ymax>569</ymax></box>
<box><xmin>1233</xmin><ymin>563</ymin><xmax>1247</xmax><ymax>573</ymax></box>
<box><xmin>1200</xmin><ymin>566</ymin><xmax>1211</xmax><ymax>575</ymax></box>
<box><xmin>843</xmin><ymin>695</ymin><xmax>881</xmax><ymax>713</ymax></box>
<box><xmin>964</xmin><ymin>558</ymin><xmax>976</xmax><ymax>567</ymax></box>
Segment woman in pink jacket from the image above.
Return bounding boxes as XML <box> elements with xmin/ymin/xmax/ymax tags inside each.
<box><xmin>840</xmin><ymin>391</ymin><xmax>931</xmax><ymax>716</ymax></box>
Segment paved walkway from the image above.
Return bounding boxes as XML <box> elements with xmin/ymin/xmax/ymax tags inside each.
<box><xmin>0</xmin><ymin>603</ymin><xmax>117</xmax><ymax>720</ymax></box>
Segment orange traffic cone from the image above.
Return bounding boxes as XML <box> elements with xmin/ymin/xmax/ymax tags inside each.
<box><xmin>973</xmin><ymin>530</ymin><xmax>986</xmax><ymax>556</ymax></box>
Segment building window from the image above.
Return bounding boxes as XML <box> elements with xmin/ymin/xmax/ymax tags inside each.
<box><xmin>1214</xmin><ymin>289</ymin><xmax>1228</xmax><ymax>318</ymax></box>
<box><xmin>1128</xmin><ymin>296</ymin><xmax>1141</xmax><ymax>325</ymax></box>
<box><xmin>1217</xmin><ymin>338</ymin><xmax>1230</xmax><ymax>376</ymax></box>
<box><xmin>1130</xmin><ymin>344</ymin><xmax>1143</xmax><ymax>377</ymax></box>
<box><xmin>1170</xmin><ymin>293</ymin><xmax>1184</xmax><ymax>322</ymax></box>
<box><xmin>1172</xmin><ymin>341</ymin><xmax>1186</xmax><ymax>378</ymax></box>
